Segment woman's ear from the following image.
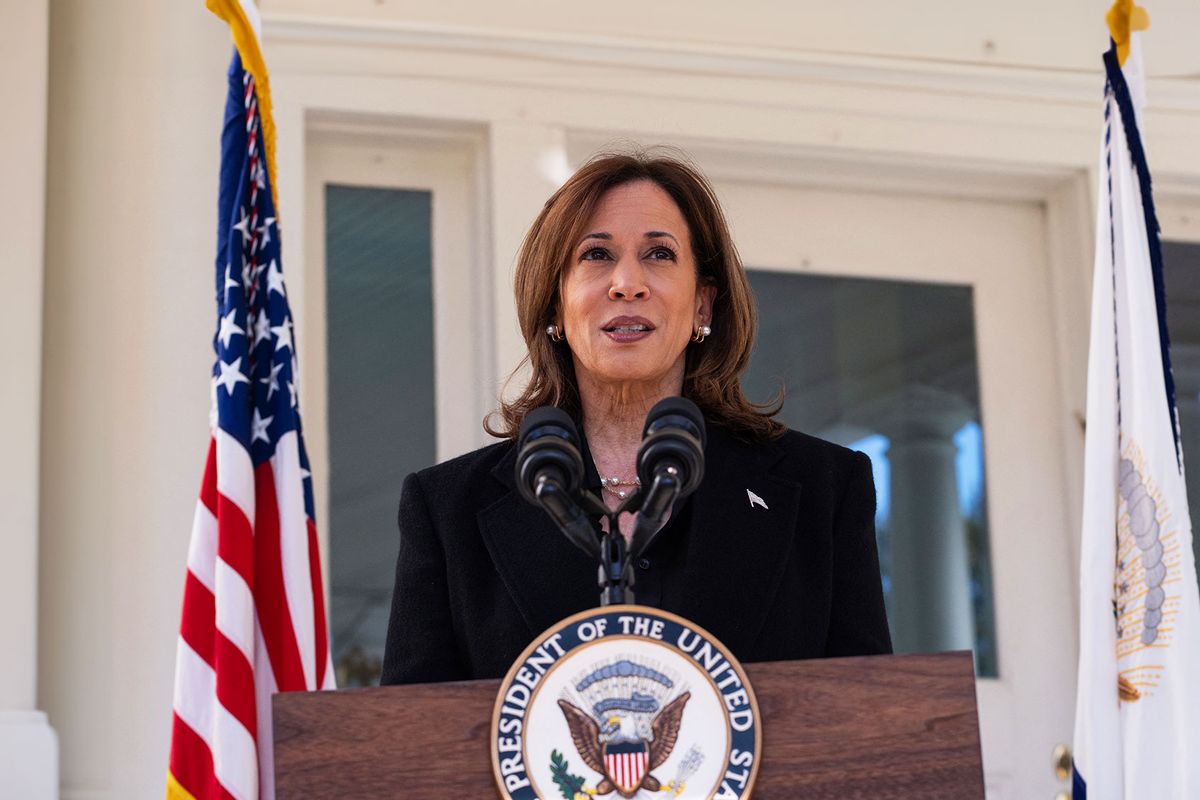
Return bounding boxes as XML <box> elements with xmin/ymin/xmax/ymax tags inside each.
<box><xmin>696</xmin><ymin>282</ymin><xmax>717</xmax><ymax>325</ymax></box>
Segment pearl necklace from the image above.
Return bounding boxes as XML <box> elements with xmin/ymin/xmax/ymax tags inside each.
<box><xmin>600</xmin><ymin>474</ymin><xmax>641</xmax><ymax>500</ymax></box>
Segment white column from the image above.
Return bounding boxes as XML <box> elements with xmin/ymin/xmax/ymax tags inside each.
<box><xmin>0</xmin><ymin>0</ymin><xmax>58</xmax><ymax>796</ymax></box>
<box><xmin>40</xmin><ymin>2</ymin><xmax>228</xmax><ymax>797</ymax></box>
<box><xmin>876</xmin><ymin>386</ymin><xmax>976</xmax><ymax>654</ymax></box>
<box><xmin>486</xmin><ymin>121</ymin><xmax>568</xmax><ymax>400</ymax></box>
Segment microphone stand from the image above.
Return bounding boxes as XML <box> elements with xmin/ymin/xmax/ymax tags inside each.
<box><xmin>570</xmin><ymin>484</ymin><xmax>639</xmax><ymax>606</ymax></box>
<box><xmin>599</xmin><ymin>525</ymin><xmax>631</xmax><ymax>606</ymax></box>
<box><xmin>589</xmin><ymin>474</ymin><xmax>678</xmax><ymax>607</ymax></box>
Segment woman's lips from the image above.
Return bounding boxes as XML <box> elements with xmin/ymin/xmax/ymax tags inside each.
<box><xmin>604</xmin><ymin>328</ymin><xmax>653</xmax><ymax>343</ymax></box>
<box><xmin>601</xmin><ymin>316</ymin><xmax>655</xmax><ymax>343</ymax></box>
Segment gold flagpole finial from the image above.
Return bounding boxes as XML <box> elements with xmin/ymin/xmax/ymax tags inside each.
<box><xmin>1106</xmin><ymin>0</ymin><xmax>1151</xmax><ymax>67</ymax></box>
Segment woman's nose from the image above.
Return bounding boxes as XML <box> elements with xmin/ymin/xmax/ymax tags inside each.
<box><xmin>608</xmin><ymin>256</ymin><xmax>649</xmax><ymax>300</ymax></box>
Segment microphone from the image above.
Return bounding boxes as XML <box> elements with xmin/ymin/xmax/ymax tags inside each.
<box><xmin>515</xmin><ymin>408</ymin><xmax>601</xmax><ymax>561</ymax></box>
<box><xmin>629</xmin><ymin>397</ymin><xmax>706</xmax><ymax>557</ymax></box>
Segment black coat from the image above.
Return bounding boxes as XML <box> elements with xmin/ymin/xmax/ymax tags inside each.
<box><xmin>380</xmin><ymin>424</ymin><xmax>892</xmax><ymax>685</ymax></box>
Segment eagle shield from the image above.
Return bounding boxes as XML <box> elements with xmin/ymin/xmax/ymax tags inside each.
<box><xmin>604</xmin><ymin>740</ymin><xmax>649</xmax><ymax>796</ymax></box>
<box><xmin>557</xmin><ymin>690</ymin><xmax>691</xmax><ymax>798</ymax></box>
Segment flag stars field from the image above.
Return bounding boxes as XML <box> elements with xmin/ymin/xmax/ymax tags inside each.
<box><xmin>217</xmin><ymin>309</ymin><xmax>244</xmax><ymax>348</ymax></box>
<box><xmin>215</xmin><ymin>358</ymin><xmax>250</xmax><ymax>396</ymax></box>
<box><xmin>266</xmin><ymin>258</ymin><xmax>285</xmax><ymax>298</ymax></box>
<box><xmin>257</xmin><ymin>217</ymin><xmax>276</xmax><ymax>248</ymax></box>
<box><xmin>232</xmin><ymin>208</ymin><xmax>253</xmax><ymax>245</ymax></box>
<box><xmin>223</xmin><ymin>263</ymin><xmax>239</xmax><ymax>301</ymax></box>
<box><xmin>251</xmin><ymin>409</ymin><xmax>273</xmax><ymax>444</ymax></box>
<box><xmin>261</xmin><ymin>362</ymin><xmax>283</xmax><ymax>400</ymax></box>
<box><xmin>269</xmin><ymin>318</ymin><xmax>292</xmax><ymax>353</ymax></box>
<box><xmin>253</xmin><ymin>310</ymin><xmax>271</xmax><ymax>346</ymax></box>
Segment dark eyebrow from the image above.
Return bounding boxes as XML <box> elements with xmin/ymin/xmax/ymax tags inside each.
<box><xmin>578</xmin><ymin>231</ymin><xmax>680</xmax><ymax>246</ymax></box>
<box><xmin>645</xmin><ymin>231</ymin><xmax>680</xmax><ymax>245</ymax></box>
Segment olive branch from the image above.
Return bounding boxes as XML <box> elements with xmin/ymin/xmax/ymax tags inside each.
<box><xmin>549</xmin><ymin>749</ymin><xmax>589</xmax><ymax>800</ymax></box>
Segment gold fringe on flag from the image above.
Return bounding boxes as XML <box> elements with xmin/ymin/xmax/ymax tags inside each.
<box><xmin>206</xmin><ymin>0</ymin><xmax>282</xmax><ymax>222</ymax></box>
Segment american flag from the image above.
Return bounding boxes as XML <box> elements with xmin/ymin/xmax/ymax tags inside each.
<box><xmin>169</xmin><ymin>4</ymin><xmax>335</xmax><ymax>799</ymax></box>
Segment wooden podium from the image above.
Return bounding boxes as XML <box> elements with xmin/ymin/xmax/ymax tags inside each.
<box><xmin>273</xmin><ymin>650</ymin><xmax>983</xmax><ymax>798</ymax></box>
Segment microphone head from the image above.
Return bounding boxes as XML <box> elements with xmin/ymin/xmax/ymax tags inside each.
<box><xmin>642</xmin><ymin>396</ymin><xmax>707</xmax><ymax>449</ymax></box>
<box><xmin>515</xmin><ymin>407</ymin><xmax>584</xmax><ymax>506</ymax></box>
<box><xmin>636</xmin><ymin>397</ymin><xmax>706</xmax><ymax>497</ymax></box>
<box><xmin>518</xmin><ymin>406</ymin><xmax>579</xmax><ymax>447</ymax></box>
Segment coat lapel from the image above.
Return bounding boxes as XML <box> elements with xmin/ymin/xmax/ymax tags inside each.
<box><xmin>476</xmin><ymin>445</ymin><xmax>599</xmax><ymax>638</ymax></box>
<box><xmin>674</xmin><ymin>427</ymin><xmax>802</xmax><ymax>655</ymax></box>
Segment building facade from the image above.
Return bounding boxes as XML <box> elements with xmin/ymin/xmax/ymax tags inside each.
<box><xmin>4</xmin><ymin>1</ymin><xmax>1200</xmax><ymax>797</ymax></box>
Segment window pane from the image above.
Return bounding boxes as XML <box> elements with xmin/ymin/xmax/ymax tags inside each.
<box><xmin>742</xmin><ymin>270</ymin><xmax>999</xmax><ymax>677</ymax></box>
<box><xmin>1161</xmin><ymin>240</ymin><xmax>1200</xmax><ymax>577</ymax></box>
<box><xmin>325</xmin><ymin>185</ymin><xmax>436</xmax><ymax>686</ymax></box>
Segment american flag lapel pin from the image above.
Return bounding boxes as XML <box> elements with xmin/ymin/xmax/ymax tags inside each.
<box><xmin>746</xmin><ymin>489</ymin><xmax>768</xmax><ymax>510</ymax></box>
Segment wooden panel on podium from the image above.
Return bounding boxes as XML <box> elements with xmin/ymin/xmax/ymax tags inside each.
<box><xmin>273</xmin><ymin>651</ymin><xmax>984</xmax><ymax>798</ymax></box>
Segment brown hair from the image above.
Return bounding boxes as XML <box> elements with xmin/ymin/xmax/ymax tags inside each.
<box><xmin>485</xmin><ymin>148</ymin><xmax>785</xmax><ymax>441</ymax></box>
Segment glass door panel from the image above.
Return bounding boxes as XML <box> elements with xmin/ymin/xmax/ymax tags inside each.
<box><xmin>743</xmin><ymin>271</ymin><xmax>998</xmax><ymax>675</ymax></box>
<box><xmin>325</xmin><ymin>185</ymin><xmax>436</xmax><ymax>686</ymax></box>
<box><xmin>1161</xmin><ymin>240</ymin><xmax>1200</xmax><ymax>574</ymax></box>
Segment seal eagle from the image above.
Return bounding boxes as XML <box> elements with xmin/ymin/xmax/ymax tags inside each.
<box><xmin>556</xmin><ymin>692</ymin><xmax>691</xmax><ymax>798</ymax></box>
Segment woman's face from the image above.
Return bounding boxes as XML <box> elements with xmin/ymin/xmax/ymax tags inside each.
<box><xmin>557</xmin><ymin>180</ymin><xmax>715</xmax><ymax>392</ymax></box>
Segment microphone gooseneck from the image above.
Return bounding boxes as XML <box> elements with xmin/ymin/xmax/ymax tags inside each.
<box><xmin>629</xmin><ymin>397</ymin><xmax>707</xmax><ymax>558</ymax></box>
<box><xmin>515</xmin><ymin>408</ymin><xmax>601</xmax><ymax>562</ymax></box>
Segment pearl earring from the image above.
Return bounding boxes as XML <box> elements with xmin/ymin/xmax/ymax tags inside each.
<box><xmin>692</xmin><ymin>324</ymin><xmax>712</xmax><ymax>343</ymax></box>
<box><xmin>546</xmin><ymin>324</ymin><xmax>564</xmax><ymax>342</ymax></box>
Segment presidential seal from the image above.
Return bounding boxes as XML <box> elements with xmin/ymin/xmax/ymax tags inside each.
<box><xmin>491</xmin><ymin>606</ymin><xmax>760</xmax><ymax>800</ymax></box>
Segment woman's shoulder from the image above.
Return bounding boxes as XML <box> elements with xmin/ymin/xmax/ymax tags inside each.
<box><xmin>774</xmin><ymin>427</ymin><xmax>865</xmax><ymax>463</ymax></box>
<box><xmin>412</xmin><ymin>438</ymin><xmax>516</xmax><ymax>489</ymax></box>
<box><xmin>711</xmin><ymin>423</ymin><xmax>867</xmax><ymax>484</ymax></box>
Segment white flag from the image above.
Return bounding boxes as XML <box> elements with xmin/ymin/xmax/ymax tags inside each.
<box><xmin>1072</xmin><ymin>33</ymin><xmax>1200</xmax><ymax>800</ymax></box>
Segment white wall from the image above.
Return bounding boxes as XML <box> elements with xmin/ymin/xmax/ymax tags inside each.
<box><xmin>263</xmin><ymin>0</ymin><xmax>1200</xmax><ymax>75</ymax></box>
<box><xmin>2</xmin><ymin>0</ymin><xmax>50</xmax><ymax>717</ymax></box>
<box><xmin>0</xmin><ymin>0</ymin><xmax>58</xmax><ymax>796</ymax></box>
<box><xmin>39</xmin><ymin>1</ymin><xmax>227</xmax><ymax>796</ymax></box>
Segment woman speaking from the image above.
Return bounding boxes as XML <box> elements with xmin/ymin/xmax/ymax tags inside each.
<box><xmin>381</xmin><ymin>152</ymin><xmax>891</xmax><ymax>685</ymax></box>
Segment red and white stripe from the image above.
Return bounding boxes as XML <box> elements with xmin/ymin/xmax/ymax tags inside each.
<box><xmin>606</xmin><ymin>750</ymin><xmax>648</xmax><ymax>795</ymax></box>
<box><xmin>170</xmin><ymin>429</ymin><xmax>334</xmax><ymax>800</ymax></box>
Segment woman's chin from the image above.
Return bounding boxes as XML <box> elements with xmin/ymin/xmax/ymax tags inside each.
<box><xmin>583</xmin><ymin>360</ymin><xmax>683</xmax><ymax>389</ymax></box>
